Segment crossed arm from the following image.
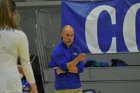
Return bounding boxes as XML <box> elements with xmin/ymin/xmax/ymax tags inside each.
<box><xmin>51</xmin><ymin>52</ymin><xmax>85</xmax><ymax>75</ymax></box>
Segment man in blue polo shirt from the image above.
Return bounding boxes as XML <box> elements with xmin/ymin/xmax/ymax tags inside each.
<box><xmin>50</xmin><ymin>25</ymin><xmax>85</xmax><ymax>93</ymax></box>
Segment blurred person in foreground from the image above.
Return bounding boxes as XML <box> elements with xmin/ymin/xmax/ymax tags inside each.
<box><xmin>0</xmin><ymin>0</ymin><xmax>38</xmax><ymax>93</ymax></box>
<box><xmin>50</xmin><ymin>25</ymin><xmax>85</xmax><ymax>93</ymax></box>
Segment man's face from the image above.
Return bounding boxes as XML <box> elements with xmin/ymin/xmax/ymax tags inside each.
<box><xmin>61</xmin><ymin>27</ymin><xmax>74</xmax><ymax>47</ymax></box>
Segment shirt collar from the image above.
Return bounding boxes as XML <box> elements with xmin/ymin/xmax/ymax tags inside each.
<box><xmin>62</xmin><ymin>41</ymin><xmax>74</xmax><ymax>49</ymax></box>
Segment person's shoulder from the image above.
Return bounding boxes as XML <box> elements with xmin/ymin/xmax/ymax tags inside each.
<box><xmin>13</xmin><ymin>30</ymin><xmax>29</xmax><ymax>43</ymax></box>
<box><xmin>14</xmin><ymin>29</ymin><xmax>27</xmax><ymax>38</ymax></box>
<box><xmin>52</xmin><ymin>42</ymin><xmax>64</xmax><ymax>53</ymax></box>
<box><xmin>14</xmin><ymin>29</ymin><xmax>26</xmax><ymax>36</ymax></box>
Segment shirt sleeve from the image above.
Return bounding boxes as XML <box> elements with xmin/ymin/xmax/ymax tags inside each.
<box><xmin>76</xmin><ymin>61</ymin><xmax>85</xmax><ymax>73</ymax></box>
<box><xmin>75</xmin><ymin>46</ymin><xmax>85</xmax><ymax>73</ymax></box>
<box><xmin>52</xmin><ymin>49</ymin><xmax>69</xmax><ymax>72</ymax></box>
<box><xmin>17</xmin><ymin>31</ymin><xmax>35</xmax><ymax>84</ymax></box>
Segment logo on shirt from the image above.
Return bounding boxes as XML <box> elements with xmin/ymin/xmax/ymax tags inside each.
<box><xmin>73</xmin><ymin>52</ymin><xmax>78</xmax><ymax>56</ymax></box>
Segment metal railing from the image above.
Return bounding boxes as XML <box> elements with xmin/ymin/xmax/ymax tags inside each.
<box><xmin>35</xmin><ymin>9</ymin><xmax>55</xmax><ymax>93</ymax></box>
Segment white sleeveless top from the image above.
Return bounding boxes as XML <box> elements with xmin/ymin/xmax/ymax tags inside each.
<box><xmin>0</xmin><ymin>29</ymin><xmax>35</xmax><ymax>93</ymax></box>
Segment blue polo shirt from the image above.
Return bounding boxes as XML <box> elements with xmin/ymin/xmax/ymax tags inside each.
<box><xmin>50</xmin><ymin>41</ymin><xmax>84</xmax><ymax>90</ymax></box>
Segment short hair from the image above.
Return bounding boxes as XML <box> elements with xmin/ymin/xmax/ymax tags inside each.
<box><xmin>62</xmin><ymin>25</ymin><xmax>74</xmax><ymax>33</ymax></box>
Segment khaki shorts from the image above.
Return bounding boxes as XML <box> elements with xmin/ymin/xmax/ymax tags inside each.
<box><xmin>55</xmin><ymin>87</ymin><xmax>82</xmax><ymax>93</ymax></box>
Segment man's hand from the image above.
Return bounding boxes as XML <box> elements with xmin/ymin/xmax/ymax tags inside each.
<box><xmin>67</xmin><ymin>53</ymin><xmax>85</xmax><ymax>72</ymax></box>
<box><xmin>77</xmin><ymin>53</ymin><xmax>85</xmax><ymax>62</ymax></box>
<box><xmin>68</xmin><ymin>67</ymin><xmax>78</xmax><ymax>73</ymax></box>
<box><xmin>55</xmin><ymin>67</ymin><xmax>65</xmax><ymax>75</ymax></box>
